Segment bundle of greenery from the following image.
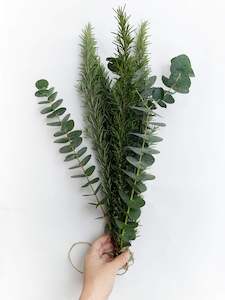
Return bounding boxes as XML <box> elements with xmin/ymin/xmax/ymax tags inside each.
<box><xmin>34</xmin><ymin>7</ymin><xmax>195</xmax><ymax>256</ymax></box>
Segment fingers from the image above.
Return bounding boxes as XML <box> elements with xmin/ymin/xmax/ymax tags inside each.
<box><xmin>101</xmin><ymin>252</ymin><xmax>114</xmax><ymax>263</ymax></box>
<box><xmin>102</xmin><ymin>241</ymin><xmax>114</xmax><ymax>253</ymax></box>
<box><xmin>91</xmin><ymin>234</ymin><xmax>111</xmax><ymax>255</ymax></box>
<box><xmin>110</xmin><ymin>250</ymin><xmax>130</xmax><ymax>271</ymax></box>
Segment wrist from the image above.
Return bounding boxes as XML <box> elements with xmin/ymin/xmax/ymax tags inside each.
<box><xmin>80</xmin><ymin>285</ymin><xmax>107</xmax><ymax>300</ymax></box>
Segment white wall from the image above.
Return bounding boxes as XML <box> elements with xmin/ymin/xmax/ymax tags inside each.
<box><xmin>1</xmin><ymin>0</ymin><xmax>225</xmax><ymax>299</ymax></box>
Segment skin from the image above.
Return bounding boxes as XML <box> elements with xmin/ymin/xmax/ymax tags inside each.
<box><xmin>79</xmin><ymin>235</ymin><xmax>130</xmax><ymax>300</ymax></box>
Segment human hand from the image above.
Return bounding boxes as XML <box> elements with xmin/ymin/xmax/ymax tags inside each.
<box><xmin>79</xmin><ymin>234</ymin><xmax>130</xmax><ymax>300</ymax></box>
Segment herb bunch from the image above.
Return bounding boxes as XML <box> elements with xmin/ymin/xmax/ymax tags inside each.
<box><xmin>34</xmin><ymin>6</ymin><xmax>195</xmax><ymax>256</ymax></box>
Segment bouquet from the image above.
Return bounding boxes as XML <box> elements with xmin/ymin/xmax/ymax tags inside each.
<box><xmin>34</xmin><ymin>6</ymin><xmax>195</xmax><ymax>259</ymax></box>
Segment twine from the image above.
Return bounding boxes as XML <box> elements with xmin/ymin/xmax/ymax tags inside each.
<box><xmin>68</xmin><ymin>241</ymin><xmax>134</xmax><ymax>275</ymax></box>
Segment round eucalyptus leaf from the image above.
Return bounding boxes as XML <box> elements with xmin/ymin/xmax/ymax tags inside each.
<box><xmin>35</xmin><ymin>79</ymin><xmax>49</xmax><ymax>90</ymax></box>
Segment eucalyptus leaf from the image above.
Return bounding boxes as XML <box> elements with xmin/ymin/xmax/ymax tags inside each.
<box><xmin>76</xmin><ymin>147</ymin><xmax>87</xmax><ymax>158</ymax></box>
<box><xmin>54</xmin><ymin>131</ymin><xmax>65</xmax><ymax>137</ymax></box>
<box><xmin>40</xmin><ymin>106</ymin><xmax>53</xmax><ymax>114</ymax></box>
<box><xmin>65</xmin><ymin>154</ymin><xmax>77</xmax><ymax>162</ymax></box>
<box><xmin>85</xmin><ymin>165</ymin><xmax>95</xmax><ymax>176</ymax></box>
<box><xmin>62</xmin><ymin>114</ymin><xmax>71</xmax><ymax>123</ymax></box>
<box><xmin>67</xmin><ymin>130</ymin><xmax>82</xmax><ymax>138</ymax></box>
<box><xmin>128</xmin><ymin>196</ymin><xmax>145</xmax><ymax>208</ymax></box>
<box><xmin>170</xmin><ymin>54</ymin><xmax>195</xmax><ymax>77</ymax></box>
<box><xmin>70</xmin><ymin>137</ymin><xmax>82</xmax><ymax>148</ymax></box>
<box><xmin>139</xmin><ymin>172</ymin><xmax>155</xmax><ymax>181</ymax></box>
<box><xmin>59</xmin><ymin>145</ymin><xmax>73</xmax><ymax>153</ymax></box>
<box><xmin>38</xmin><ymin>101</ymin><xmax>49</xmax><ymax>104</ymax></box>
<box><xmin>47</xmin><ymin>121</ymin><xmax>61</xmax><ymax>126</ymax></box>
<box><xmin>71</xmin><ymin>174</ymin><xmax>86</xmax><ymax>178</ymax></box>
<box><xmin>52</xmin><ymin>99</ymin><xmax>63</xmax><ymax>109</ymax></box>
<box><xmin>80</xmin><ymin>154</ymin><xmax>91</xmax><ymax>166</ymax></box>
<box><xmin>48</xmin><ymin>92</ymin><xmax>58</xmax><ymax>102</ymax></box>
<box><xmin>54</xmin><ymin>137</ymin><xmax>69</xmax><ymax>143</ymax></box>
<box><xmin>163</xmin><ymin>94</ymin><xmax>175</xmax><ymax>103</ymax></box>
<box><xmin>47</xmin><ymin>107</ymin><xmax>66</xmax><ymax>118</ymax></box>
<box><xmin>35</xmin><ymin>79</ymin><xmax>49</xmax><ymax>90</ymax></box>
<box><xmin>129</xmin><ymin>208</ymin><xmax>141</xmax><ymax>220</ymax></box>
<box><xmin>62</xmin><ymin>120</ymin><xmax>74</xmax><ymax>133</ymax></box>
<box><xmin>82</xmin><ymin>177</ymin><xmax>99</xmax><ymax>188</ymax></box>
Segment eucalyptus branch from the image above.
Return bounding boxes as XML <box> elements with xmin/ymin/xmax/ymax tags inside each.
<box><xmin>34</xmin><ymin>79</ymin><xmax>106</xmax><ymax>218</ymax></box>
<box><xmin>120</xmin><ymin>97</ymin><xmax>153</xmax><ymax>249</ymax></box>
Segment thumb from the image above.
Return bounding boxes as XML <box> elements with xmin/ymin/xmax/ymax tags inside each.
<box><xmin>111</xmin><ymin>250</ymin><xmax>130</xmax><ymax>271</ymax></box>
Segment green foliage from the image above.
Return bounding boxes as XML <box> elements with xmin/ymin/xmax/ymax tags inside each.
<box><xmin>78</xmin><ymin>6</ymin><xmax>195</xmax><ymax>253</ymax></box>
<box><xmin>34</xmin><ymin>6</ymin><xmax>195</xmax><ymax>256</ymax></box>
<box><xmin>34</xmin><ymin>80</ymin><xmax>106</xmax><ymax>217</ymax></box>
<box><xmin>162</xmin><ymin>54</ymin><xmax>195</xmax><ymax>94</ymax></box>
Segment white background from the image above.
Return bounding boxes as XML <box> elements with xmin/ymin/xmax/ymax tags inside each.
<box><xmin>1</xmin><ymin>0</ymin><xmax>225</xmax><ymax>299</ymax></box>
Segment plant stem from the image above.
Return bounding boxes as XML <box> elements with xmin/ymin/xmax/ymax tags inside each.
<box><xmin>119</xmin><ymin>93</ymin><xmax>151</xmax><ymax>249</ymax></box>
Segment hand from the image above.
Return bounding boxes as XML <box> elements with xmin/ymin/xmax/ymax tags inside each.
<box><xmin>79</xmin><ymin>234</ymin><xmax>130</xmax><ymax>300</ymax></box>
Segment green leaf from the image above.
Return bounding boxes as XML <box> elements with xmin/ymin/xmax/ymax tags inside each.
<box><xmin>139</xmin><ymin>172</ymin><xmax>155</xmax><ymax>181</ymax></box>
<box><xmin>128</xmin><ymin>196</ymin><xmax>145</xmax><ymax>208</ymax></box>
<box><xmin>127</xmin><ymin>146</ymin><xmax>158</xmax><ymax>156</ymax></box>
<box><xmin>71</xmin><ymin>174</ymin><xmax>86</xmax><ymax>178</ymax></box>
<box><xmin>149</xmin><ymin>122</ymin><xmax>166</xmax><ymax>127</ymax></box>
<box><xmin>134</xmin><ymin>181</ymin><xmax>147</xmax><ymax>193</ymax></box>
<box><xmin>62</xmin><ymin>114</ymin><xmax>71</xmax><ymax>123</ymax></box>
<box><xmin>35</xmin><ymin>89</ymin><xmax>51</xmax><ymax>97</ymax></box>
<box><xmin>158</xmin><ymin>100</ymin><xmax>167</xmax><ymax>108</ymax></box>
<box><xmin>115</xmin><ymin>219</ymin><xmax>127</xmax><ymax>229</ymax></box>
<box><xmin>148</xmin><ymin>148</ymin><xmax>160</xmax><ymax>154</ymax></box>
<box><xmin>61</xmin><ymin>120</ymin><xmax>74</xmax><ymax>133</ymax></box>
<box><xmin>162</xmin><ymin>72</ymin><xmax>191</xmax><ymax>94</ymax></box>
<box><xmin>170</xmin><ymin>54</ymin><xmax>195</xmax><ymax>77</ymax></box>
<box><xmin>126</xmin><ymin>156</ymin><xmax>142</xmax><ymax>169</ymax></box>
<box><xmin>116</xmin><ymin>220</ymin><xmax>138</xmax><ymax>230</ymax></box>
<box><xmin>163</xmin><ymin>94</ymin><xmax>175</xmax><ymax>104</ymax></box>
<box><xmin>54</xmin><ymin>137</ymin><xmax>69</xmax><ymax>143</ymax></box>
<box><xmin>129</xmin><ymin>132</ymin><xmax>149</xmax><ymax>141</ymax></box>
<box><xmin>149</xmin><ymin>135</ymin><xmax>163</xmax><ymax>143</ymax></box>
<box><xmin>59</xmin><ymin>145</ymin><xmax>73</xmax><ymax>153</ymax></box>
<box><xmin>151</xmin><ymin>87</ymin><xmax>164</xmax><ymax>101</ymax></box>
<box><xmin>123</xmin><ymin>228</ymin><xmax>136</xmax><ymax>241</ymax></box>
<box><xmin>51</xmin><ymin>99</ymin><xmax>63</xmax><ymax>109</ymax></box>
<box><xmin>38</xmin><ymin>101</ymin><xmax>49</xmax><ymax>104</ymax></box>
<box><xmin>67</xmin><ymin>130</ymin><xmax>82</xmax><ymax>138</ymax></box>
<box><xmin>70</xmin><ymin>137</ymin><xmax>82</xmax><ymax>148</ymax></box>
<box><xmin>46</xmin><ymin>107</ymin><xmax>66</xmax><ymax>118</ymax></box>
<box><xmin>76</xmin><ymin>147</ymin><xmax>87</xmax><ymax>157</ymax></box>
<box><xmin>65</xmin><ymin>154</ymin><xmax>77</xmax><ymax>162</ymax></box>
<box><xmin>142</xmin><ymin>153</ymin><xmax>155</xmax><ymax>166</ymax></box>
<box><xmin>64</xmin><ymin>148</ymin><xmax>86</xmax><ymax>162</ymax></box>
<box><xmin>141</xmin><ymin>76</ymin><xmax>157</xmax><ymax>98</ymax></box>
<box><xmin>40</xmin><ymin>106</ymin><xmax>53</xmax><ymax>114</ymax></box>
<box><xmin>119</xmin><ymin>190</ymin><xmax>130</xmax><ymax>203</ymax></box>
<box><xmin>47</xmin><ymin>121</ymin><xmax>61</xmax><ymax>126</ymax></box>
<box><xmin>122</xmin><ymin>169</ymin><xmax>137</xmax><ymax>180</ymax></box>
<box><xmin>54</xmin><ymin>131</ymin><xmax>65</xmax><ymax>137</ymax></box>
<box><xmin>94</xmin><ymin>183</ymin><xmax>102</xmax><ymax>194</ymax></box>
<box><xmin>80</xmin><ymin>155</ymin><xmax>91</xmax><ymax>166</ymax></box>
<box><xmin>81</xmin><ymin>177</ymin><xmax>99</xmax><ymax>188</ymax></box>
<box><xmin>48</xmin><ymin>92</ymin><xmax>58</xmax><ymax>102</ymax></box>
<box><xmin>129</xmin><ymin>208</ymin><xmax>141</xmax><ymax>220</ymax></box>
<box><xmin>85</xmin><ymin>165</ymin><xmax>95</xmax><ymax>176</ymax></box>
<box><xmin>35</xmin><ymin>79</ymin><xmax>49</xmax><ymax>90</ymax></box>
